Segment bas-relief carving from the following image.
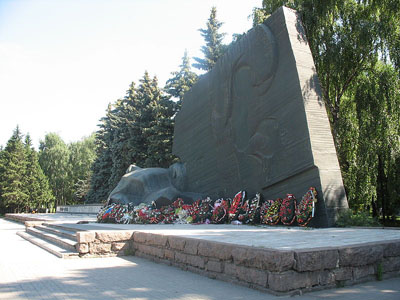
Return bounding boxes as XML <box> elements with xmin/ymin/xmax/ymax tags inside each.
<box><xmin>191</xmin><ymin>24</ymin><xmax>294</xmax><ymax>194</ymax></box>
<box><xmin>212</xmin><ymin>25</ymin><xmax>282</xmax><ymax>188</ymax></box>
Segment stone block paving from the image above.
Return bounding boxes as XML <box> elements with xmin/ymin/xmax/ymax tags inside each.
<box><xmin>1</xmin><ymin>218</ymin><xmax>400</xmax><ymax>300</ymax></box>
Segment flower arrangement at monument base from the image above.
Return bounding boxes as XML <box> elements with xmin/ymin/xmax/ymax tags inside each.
<box><xmin>211</xmin><ymin>198</ymin><xmax>230</xmax><ymax>224</ymax></box>
<box><xmin>237</xmin><ymin>193</ymin><xmax>261</xmax><ymax>224</ymax></box>
<box><xmin>296</xmin><ymin>187</ymin><xmax>317</xmax><ymax>226</ymax></box>
<box><xmin>260</xmin><ymin>199</ymin><xmax>281</xmax><ymax>225</ymax></box>
<box><xmin>279</xmin><ymin>194</ymin><xmax>297</xmax><ymax>225</ymax></box>
<box><xmin>97</xmin><ymin>188</ymin><xmax>318</xmax><ymax>227</ymax></box>
<box><xmin>228</xmin><ymin>191</ymin><xmax>246</xmax><ymax>222</ymax></box>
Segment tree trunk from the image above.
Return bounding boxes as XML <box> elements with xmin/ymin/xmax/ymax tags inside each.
<box><xmin>371</xmin><ymin>195</ymin><xmax>377</xmax><ymax>217</ymax></box>
<box><xmin>377</xmin><ymin>154</ymin><xmax>387</xmax><ymax>222</ymax></box>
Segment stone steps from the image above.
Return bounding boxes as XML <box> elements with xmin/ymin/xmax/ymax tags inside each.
<box><xmin>17</xmin><ymin>231</ymin><xmax>79</xmax><ymax>259</ymax></box>
<box><xmin>35</xmin><ymin>224</ymin><xmax>76</xmax><ymax>240</ymax></box>
<box><xmin>19</xmin><ymin>222</ymin><xmax>80</xmax><ymax>258</ymax></box>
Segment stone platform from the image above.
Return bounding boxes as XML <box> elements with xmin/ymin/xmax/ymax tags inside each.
<box><xmin>6</xmin><ymin>213</ymin><xmax>400</xmax><ymax>295</ymax></box>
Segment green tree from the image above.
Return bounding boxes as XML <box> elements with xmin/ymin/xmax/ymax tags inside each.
<box><xmin>165</xmin><ymin>50</ymin><xmax>198</xmax><ymax>111</ymax></box>
<box><xmin>39</xmin><ymin>133</ymin><xmax>71</xmax><ymax>208</ymax></box>
<box><xmin>144</xmin><ymin>76</ymin><xmax>176</xmax><ymax>168</ymax></box>
<box><xmin>87</xmin><ymin>104</ymin><xmax>115</xmax><ymax>203</ymax></box>
<box><xmin>87</xmin><ymin>72</ymin><xmax>176</xmax><ymax>203</ymax></box>
<box><xmin>0</xmin><ymin>127</ymin><xmax>28</xmax><ymax>212</ymax></box>
<box><xmin>24</xmin><ymin>134</ymin><xmax>54</xmax><ymax>210</ymax></box>
<box><xmin>352</xmin><ymin>63</ymin><xmax>400</xmax><ymax>218</ymax></box>
<box><xmin>107</xmin><ymin>98</ymin><xmax>134</xmax><ymax>191</ymax></box>
<box><xmin>193</xmin><ymin>6</ymin><xmax>226</xmax><ymax>71</ymax></box>
<box><xmin>68</xmin><ymin>134</ymin><xmax>97</xmax><ymax>202</ymax></box>
<box><xmin>115</xmin><ymin>71</ymin><xmax>175</xmax><ymax>170</ymax></box>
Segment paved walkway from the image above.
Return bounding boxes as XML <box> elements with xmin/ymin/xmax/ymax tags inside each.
<box><xmin>1</xmin><ymin>217</ymin><xmax>400</xmax><ymax>299</ymax></box>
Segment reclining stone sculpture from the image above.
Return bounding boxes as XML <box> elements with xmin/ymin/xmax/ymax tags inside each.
<box><xmin>107</xmin><ymin>163</ymin><xmax>201</xmax><ymax>207</ymax></box>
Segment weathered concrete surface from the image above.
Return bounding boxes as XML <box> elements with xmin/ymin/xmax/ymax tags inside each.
<box><xmin>173</xmin><ymin>7</ymin><xmax>348</xmax><ymax>227</ymax></box>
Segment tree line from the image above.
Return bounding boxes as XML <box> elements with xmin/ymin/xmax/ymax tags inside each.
<box><xmin>0</xmin><ymin>129</ymin><xmax>96</xmax><ymax>213</ymax></box>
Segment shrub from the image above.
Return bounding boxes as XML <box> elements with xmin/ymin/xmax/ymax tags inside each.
<box><xmin>336</xmin><ymin>209</ymin><xmax>381</xmax><ymax>227</ymax></box>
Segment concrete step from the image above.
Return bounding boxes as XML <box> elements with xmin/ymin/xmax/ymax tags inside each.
<box><xmin>43</xmin><ymin>222</ymin><xmax>83</xmax><ymax>233</ymax></box>
<box><xmin>17</xmin><ymin>231</ymin><xmax>79</xmax><ymax>259</ymax></box>
<box><xmin>35</xmin><ymin>224</ymin><xmax>76</xmax><ymax>240</ymax></box>
<box><xmin>26</xmin><ymin>227</ymin><xmax>77</xmax><ymax>252</ymax></box>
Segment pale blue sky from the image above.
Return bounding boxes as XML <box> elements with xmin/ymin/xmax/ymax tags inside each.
<box><xmin>0</xmin><ymin>0</ymin><xmax>261</xmax><ymax>148</ymax></box>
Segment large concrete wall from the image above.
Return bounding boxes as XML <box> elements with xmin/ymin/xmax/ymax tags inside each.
<box><xmin>173</xmin><ymin>7</ymin><xmax>348</xmax><ymax>227</ymax></box>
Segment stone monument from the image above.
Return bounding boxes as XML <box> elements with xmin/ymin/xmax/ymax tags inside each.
<box><xmin>107</xmin><ymin>163</ymin><xmax>201</xmax><ymax>207</ymax></box>
<box><xmin>173</xmin><ymin>7</ymin><xmax>348</xmax><ymax>227</ymax></box>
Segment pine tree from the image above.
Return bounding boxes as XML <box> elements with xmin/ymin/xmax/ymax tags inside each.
<box><xmin>108</xmin><ymin>98</ymin><xmax>133</xmax><ymax>191</ymax></box>
<box><xmin>165</xmin><ymin>50</ymin><xmax>198</xmax><ymax>111</ymax></box>
<box><xmin>87</xmin><ymin>72</ymin><xmax>177</xmax><ymax>203</ymax></box>
<box><xmin>145</xmin><ymin>76</ymin><xmax>176</xmax><ymax>167</ymax></box>
<box><xmin>24</xmin><ymin>134</ymin><xmax>54</xmax><ymax>210</ymax></box>
<box><xmin>87</xmin><ymin>105</ymin><xmax>115</xmax><ymax>203</ymax></box>
<box><xmin>193</xmin><ymin>7</ymin><xmax>226</xmax><ymax>71</ymax></box>
<box><xmin>0</xmin><ymin>127</ymin><xmax>29</xmax><ymax>212</ymax></box>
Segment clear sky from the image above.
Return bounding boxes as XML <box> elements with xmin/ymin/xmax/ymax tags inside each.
<box><xmin>0</xmin><ymin>0</ymin><xmax>261</xmax><ymax>149</ymax></box>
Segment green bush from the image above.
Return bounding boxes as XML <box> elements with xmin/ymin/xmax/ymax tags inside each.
<box><xmin>336</xmin><ymin>209</ymin><xmax>381</xmax><ymax>227</ymax></box>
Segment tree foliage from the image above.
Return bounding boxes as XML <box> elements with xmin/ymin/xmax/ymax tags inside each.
<box><xmin>68</xmin><ymin>134</ymin><xmax>97</xmax><ymax>202</ymax></box>
<box><xmin>0</xmin><ymin>127</ymin><xmax>53</xmax><ymax>213</ymax></box>
<box><xmin>39</xmin><ymin>133</ymin><xmax>96</xmax><ymax>208</ymax></box>
<box><xmin>0</xmin><ymin>127</ymin><xmax>29</xmax><ymax>212</ymax></box>
<box><xmin>193</xmin><ymin>7</ymin><xmax>226</xmax><ymax>71</ymax></box>
<box><xmin>165</xmin><ymin>50</ymin><xmax>198</xmax><ymax>111</ymax></box>
<box><xmin>254</xmin><ymin>0</ymin><xmax>400</xmax><ymax>219</ymax></box>
<box><xmin>39</xmin><ymin>133</ymin><xmax>71</xmax><ymax>207</ymax></box>
<box><xmin>24</xmin><ymin>134</ymin><xmax>54</xmax><ymax>210</ymax></box>
<box><xmin>87</xmin><ymin>72</ymin><xmax>176</xmax><ymax>203</ymax></box>
<box><xmin>86</xmin><ymin>104</ymin><xmax>114</xmax><ymax>203</ymax></box>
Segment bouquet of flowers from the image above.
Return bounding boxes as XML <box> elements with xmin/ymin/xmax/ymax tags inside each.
<box><xmin>97</xmin><ymin>204</ymin><xmax>115</xmax><ymax>222</ymax></box>
<box><xmin>160</xmin><ymin>205</ymin><xmax>176</xmax><ymax>224</ymax></box>
<box><xmin>189</xmin><ymin>197</ymin><xmax>213</xmax><ymax>223</ymax></box>
<box><xmin>134</xmin><ymin>204</ymin><xmax>153</xmax><ymax>224</ymax></box>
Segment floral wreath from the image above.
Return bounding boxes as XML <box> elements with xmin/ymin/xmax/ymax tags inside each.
<box><xmin>238</xmin><ymin>193</ymin><xmax>261</xmax><ymax>224</ymax></box>
<box><xmin>228</xmin><ymin>191</ymin><xmax>246</xmax><ymax>221</ymax></box>
<box><xmin>296</xmin><ymin>187</ymin><xmax>317</xmax><ymax>227</ymax></box>
<box><xmin>280</xmin><ymin>194</ymin><xmax>296</xmax><ymax>225</ymax></box>
<box><xmin>262</xmin><ymin>198</ymin><xmax>281</xmax><ymax>225</ymax></box>
<box><xmin>211</xmin><ymin>198</ymin><xmax>230</xmax><ymax>224</ymax></box>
